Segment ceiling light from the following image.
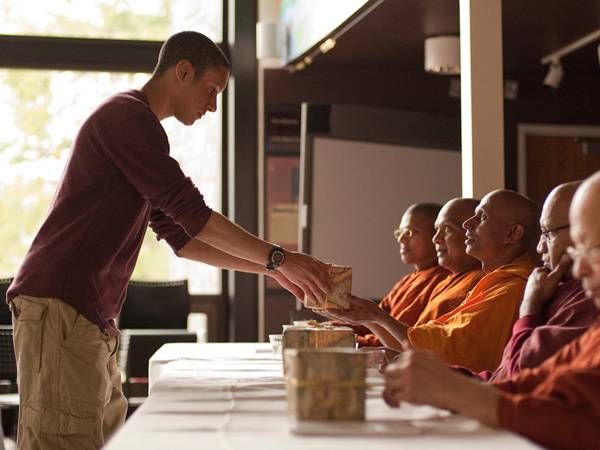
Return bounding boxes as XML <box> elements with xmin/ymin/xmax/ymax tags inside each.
<box><xmin>543</xmin><ymin>59</ymin><xmax>563</xmax><ymax>89</ymax></box>
<box><xmin>425</xmin><ymin>35</ymin><xmax>460</xmax><ymax>75</ymax></box>
<box><xmin>319</xmin><ymin>38</ymin><xmax>336</xmax><ymax>54</ymax></box>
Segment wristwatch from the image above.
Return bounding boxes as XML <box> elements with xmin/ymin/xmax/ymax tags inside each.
<box><xmin>266</xmin><ymin>245</ymin><xmax>286</xmax><ymax>271</ymax></box>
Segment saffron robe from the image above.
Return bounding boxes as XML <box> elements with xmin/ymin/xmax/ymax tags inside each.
<box><xmin>407</xmin><ymin>255</ymin><xmax>535</xmax><ymax>372</ymax></box>
<box><xmin>479</xmin><ymin>277</ymin><xmax>598</xmax><ymax>381</ymax></box>
<box><xmin>359</xmin><ymin>265</ymin><xmax>449</xmax><ymax>347</ymax></box>
<box><xmin>496</xmin><ymin>318</ymin><xmax>600</xmax><ymax>450</ymax></box>
<box><xmin>414</xmin><ymin>268</ymin><xmax>484</xmax><ymax>326</ymax></box>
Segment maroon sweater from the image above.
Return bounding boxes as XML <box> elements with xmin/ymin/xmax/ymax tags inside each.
<box><xmin>7</xmin><ymin>90</ymin><xmax>212</xmax><ymax>335</ymax></box>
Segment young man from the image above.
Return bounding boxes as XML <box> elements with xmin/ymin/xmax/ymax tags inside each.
<box><xmin>7</xmin><ymin>31</ymin><xmax>330</xmax><ymax>449</ymax></box>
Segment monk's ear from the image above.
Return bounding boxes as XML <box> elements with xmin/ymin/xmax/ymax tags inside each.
<box><xmin>505</xmin><ymin>223</ymin><xmax>525</xmax><ymax>244</ymax></box>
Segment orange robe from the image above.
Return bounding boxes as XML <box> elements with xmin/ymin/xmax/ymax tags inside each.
<box><xmin>495</xmin><ymin>319</ymin><xmax>600</xmax><ymax>450</ymax></box>
<box><xmin>414</xmin><ymin>268</ymin><xmax>485</xmax><ymax>326</ymax></box>
<box><xmin>407</xmin><ymin>255</ymin><xmax>535</xmax><ymax>372</ymax></box>
<box><xmin>359</xmin><ymin>265</ymin><xmax>449</xmax><ymax>347</ymax></box>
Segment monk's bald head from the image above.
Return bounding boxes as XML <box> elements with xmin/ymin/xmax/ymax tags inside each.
<box><xmin>570</xmin><ymin>173</ymin><xmax>600</xmax><ymax>306</ymax></box>
<box><xmin>396</xmin><ymin>203</ymin><xmax>441</xmax><ymax>270</ymax></box>
<box><xmin>463</xmin><ymin>190</ymin><xmax>540</xmax><ymax>272</ymax></box>
<box><xmin>406</xmin><ymin>203</ymin><xmax>443</xmax><ymax>223</ymax></box>
<box><xmin>433</xmin><ymin>198</ymin><xmax>481</xmax><ymax>273</ymax></box>
<box><xmin>538</xmin><ymin>181</ymin><xmax>581</xmax><ymax>270</ymax></box>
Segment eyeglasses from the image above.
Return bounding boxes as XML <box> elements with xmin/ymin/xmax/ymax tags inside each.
<box><xmin>393</xmin><ymin>227</ymin><xmax>413</xmax><ymax>240</ymax></box>
<box><xmin>566</xmin><ymin>243</ymin><xmax>600</xmax><ymax>265</ymax></box>
<box><xmin>540</xmin><ymin>224</ymin><xmax>570</xmax><ymax>241</ymax></box>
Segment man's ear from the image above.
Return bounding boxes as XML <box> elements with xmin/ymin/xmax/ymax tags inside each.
<box><xmin>174</xmin><ymin>60</ymin><xmax>194</xmax><ymax>82</ymax></box>
<box><xmin>505</xmin><ymin>223</ymin><xmax>525</xmax><ymax>244</ymax></box>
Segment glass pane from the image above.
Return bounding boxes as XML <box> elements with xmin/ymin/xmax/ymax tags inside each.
<box><xmin>0</xmin><ymin>0</ymin><xmax>222</xmax><ymax>42</ymax></box>
<box><xmin>281</xmin><ymin>0</ymin><xmax>368</xmax><ymax>62</ymax></box>
<box><xmin>0</xmin><ymin>68</ymin><xmax>222</xmax><ymax>294</ymax></box>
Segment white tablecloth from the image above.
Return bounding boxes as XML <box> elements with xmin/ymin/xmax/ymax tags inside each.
<box><xmin>105</xmin><ymin>343</ymin><xmax>540</xmax><ymax>450</ymax></box>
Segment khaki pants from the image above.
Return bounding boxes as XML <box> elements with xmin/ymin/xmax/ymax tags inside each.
<box><xmin>11</xmin><ymin>295</ymin><xmax>128</xmax><ymax>450</ymax></box>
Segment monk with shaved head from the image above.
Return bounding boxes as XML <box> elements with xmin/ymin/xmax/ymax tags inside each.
<box><xmin>383</xmin><ymin>175</ymin><xmax>600</xmax><ymax>449</ymax></box>
<box><xmin>323</xmin><ymin>198</ymin><xmax>485</xmax><ymax>348</ymax></box>
<box><xmin>356</xmin><ymin>203</ymin><xmax>449</xmax><ymax>346</ymax></box>
<box><xmin>416</xmin><ymin>198</ymin><xmax>484</xmax><ymax>323</ymax></box>
<box><xmin>466</xmin><ymin>182</ymin><xmax>598</xmax><ymax>381</ymax></box>
<box><xmin>328</xmin><ymin>190</ymin><xmax>539</xmax><ymax>372</ymax></box>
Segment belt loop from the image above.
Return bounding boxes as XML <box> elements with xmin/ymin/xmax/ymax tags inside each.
<box><xmin>8</xmin><ymin>302</ymin><xmax>20</xmax><ymax>318</ymax></box>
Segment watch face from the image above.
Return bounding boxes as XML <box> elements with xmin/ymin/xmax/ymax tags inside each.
<box><xmin>272</xmin><ymin>250</ymin><xmax>285</xmax><ymax>264</ymax></box>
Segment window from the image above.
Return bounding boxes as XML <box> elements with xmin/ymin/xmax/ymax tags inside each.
<box><xmin>0</xmin><ymin>0</ymin><xmax>224</xmax><ymax>294</ymax></box>
<box><xmin>1</xmin><ymin>0</ymin><xmax>222</xmax><ymax>42</ymax></box>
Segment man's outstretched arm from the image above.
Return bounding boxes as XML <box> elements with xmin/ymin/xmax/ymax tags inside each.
<box><xmin>178</xmin><ymin>238</ymin><xmax>304</xmax><ymax>299</ymax></box>
<box><xmin>196</xmin><ymin>211</ymin><xmax>332</xmax><ymax>304</ymax></box>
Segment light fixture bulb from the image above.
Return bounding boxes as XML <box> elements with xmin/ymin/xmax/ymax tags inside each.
<box><xmin>543</xmin><ymin>59</ymin><xmax>563</xmax><ymax>89</ymax></box>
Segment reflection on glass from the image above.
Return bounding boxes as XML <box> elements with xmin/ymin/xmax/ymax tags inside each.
<box><xmin>0</xmin><ymin>69</ymin><xmax>221</xmax><ymax>294</ymax></box>
<box><xmin>0</xmin><ymin>0</ymin><xmax>222</xmax><ymax>42</ymax></box>
<box><xmin>280</xmin><ymin>0</ymin><xmax>368</xmax><ymax>62</ymax></box>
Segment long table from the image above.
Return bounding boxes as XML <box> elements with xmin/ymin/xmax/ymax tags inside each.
<box><xmin>105</xmin><ymin>343</ymin><xmax>540</xmax><ymax>450</ymax></box>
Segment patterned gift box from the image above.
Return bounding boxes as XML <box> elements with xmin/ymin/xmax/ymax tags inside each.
<box><xmin>305</xmin><ymin>265</ymin><xmax>352</xmax><ymax>310</ymax></box>
<box><xmin>281</xmin><ymin>325</ymin><xmax>356</xmax><ymax>374</ymax></box>
<box><xmin>285</xmin><ymin>348</ymin><xmax>366</xmax><ymax>421</ymax></box>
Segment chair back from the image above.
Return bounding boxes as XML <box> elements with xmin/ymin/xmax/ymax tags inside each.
<box><xmin>119</xmin><ymin>280</ymin><xmax>190</xmax><ymax>329</ymax></box>
<box><xmin>0</xmin><ymin>326</ymin><xmax>16</xmax><ymax>385</ymax></box>
<box><xmin>0</xmin><ymin>279</ymin><xmax>14</xmax><ymax>326</ymax></box>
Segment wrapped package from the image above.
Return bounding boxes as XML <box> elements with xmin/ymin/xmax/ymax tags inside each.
<box><xmin>285</xmin><ymin>348</ymin><xmax>366</xmax><ymax>421</ymax></box>
<box><xmin>305</xmin><ymin>265</ymin><xmax>352</xmax><ymax>310</ymax></box>
<box><xmin>282</xmin><ymin>325</ymin><xmax>356</xmax><ymax>373</ymax></box>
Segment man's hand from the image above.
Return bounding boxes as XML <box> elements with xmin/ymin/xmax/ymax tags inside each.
<box><xmin>270</xmin><ymin>270</ymin><xmax>304</xmax><ymax>300</ymax></box>
<box><xmin>520</xmin><ymin>255</ymin><xmax>571</xmax><ymax>317</ymax></box>
<box><xmin>277</xmin><ymin>251</ymin><xmax>332</xmax><ymax>306</ymax></box>
<box><xmin>383</xmin><ymin>350</ymin><xmax>501</xmax><ymax>427</ymax></box>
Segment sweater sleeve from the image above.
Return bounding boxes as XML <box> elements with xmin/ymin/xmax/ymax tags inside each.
<box><xmin>148</xmin><ymin>208</ymin><xmax>198</xmax><ymax>253</ymax></box>
<box><xmin>96</xmin><ymin>110</ymin><xmax>212</xmax><ymax>239</ymax></box>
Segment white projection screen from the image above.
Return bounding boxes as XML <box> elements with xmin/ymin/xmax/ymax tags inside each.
<box><xmin>300</xmin><ymin>136</ymin><xmax>461</xmax><ymax>300</ymax></box>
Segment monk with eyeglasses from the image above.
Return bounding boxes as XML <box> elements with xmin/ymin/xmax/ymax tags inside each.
<box><xmin>357</xmin><ymin>203</ymin><xmax>450</xmax><ymax>347</ymax></box>
<box><xmin>329</xmin><ymin>190</ymin><xmax>539</xmax><ymax>372</ymax></box>
<box><xmin>458</xmin><ymin>181</ymin><xmax>598</xmax><ymax>381</ymax></box>
<box><xmin>383</xmin><ymin>173</ymin><xmax>600</xmax><ymax>450</ymax></box>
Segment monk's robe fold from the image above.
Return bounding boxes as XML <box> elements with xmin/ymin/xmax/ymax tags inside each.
<box><xmin>495</xmin><ymin>319</ymin><xmax>600</xmax><ymax>450</ymax></box>
<box><xmin>359</xmin><ymin>265</ymin><xmax>449</xmax><ymax>347</ymax></box>
<box><xmin>480</xmin><ymin>278</ymin><xmax>598</xmax><ymax>381</ymax></box>
<box><xmin>407</xmin><ymin>255</ymin><xmax>534</xmax><ymax>372</ymax></box>
<box><xmin>414</xmin><ymin>269</ymin><xmax>484</xmax><ymax>326</ymax></box>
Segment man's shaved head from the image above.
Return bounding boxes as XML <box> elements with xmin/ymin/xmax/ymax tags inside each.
<box><xmin>463</xmin><ymin>190</ymin><xmax>540</xmax><ymax>273</ymax></box>
<box><xmin>433</xmin><ymin>198</ymin><xmax>480</xmax><ymax>273</ymax></box>
<box><xmin>570</xmin><ymin>173</ymin><xmax>600</xmax><ymax>307</ymax></box>
<box><xmin>538</xmin><ymin>181</ymin><xmax>581</xmax><ymax>270</ymax></box>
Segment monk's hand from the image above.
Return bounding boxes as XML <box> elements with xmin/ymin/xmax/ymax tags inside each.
<box><xmin>270</xmin><ymin>270</ymin><xmax>304</xmax><ymax>301</ymax></box>
<box><xmin>520</xmin><ymin>254</ymin><xmax>571</xmax><ymax>317</ymax></box>
<box><xmin>334</xmin><ymin>294</ymin><xmax>383</xmax><ymax>325</ymax></box>
<box><xmin>383</xmin><ymin>350</ymin><xmax>454</xmax><ymax>409</ymax></box>
<box><xmin>278</xmin><ymin>252</ymin><xmax>333</xmax><ymax>306</ymax></box>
